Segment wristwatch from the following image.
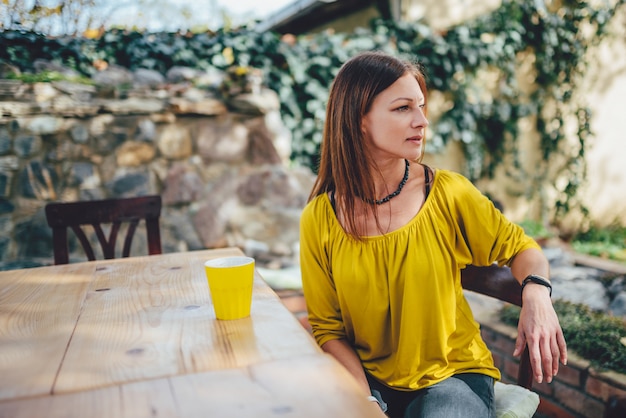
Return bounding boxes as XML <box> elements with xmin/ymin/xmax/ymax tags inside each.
<box><xmin>521</xmin><ymin>274</ymin><xmax>552</xmax><ymax>297</ymax></box>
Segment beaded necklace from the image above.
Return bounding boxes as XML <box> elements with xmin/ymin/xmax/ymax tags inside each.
<box><xmin>366</xmin><ymin>159</ymin><xmax>410</xmax><ymax>205</ymax></box>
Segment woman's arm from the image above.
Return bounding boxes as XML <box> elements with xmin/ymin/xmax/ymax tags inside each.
<box><xmin>322</xmin><ymin>339</ymin><xmax>371</xmax><ymax>394</ymax></box>
<box><xmin>510</xmin><ymin>247</ymin><xmax>568</xmax><ymax>384</ymax></box>
<box><xmin>322</xmin><ymin>339</ymin><xmax>387</xmax><ymax>416</ymax></box>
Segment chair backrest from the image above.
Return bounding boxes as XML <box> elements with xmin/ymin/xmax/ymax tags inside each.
<box><xmin>45</xmin><ymin>195</ymin><xmax>162</xmax><ymax>265</ymax></box>
<box><xmin>461</xmin><ymin>264</ymin><xmax>534</xmax><ymax>389</ymax></box>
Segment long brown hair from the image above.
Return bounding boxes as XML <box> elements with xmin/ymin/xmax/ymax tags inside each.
<box><xmin>309</xmin><ymin>50</ymin><xmax>428</xmax><ymax>239</ymax></box>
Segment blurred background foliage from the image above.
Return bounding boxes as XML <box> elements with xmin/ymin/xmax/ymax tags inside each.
<box><xmin>1</xmin><ymin>0</ymin><xmax>625</xmax><ymax>228</ymax></box>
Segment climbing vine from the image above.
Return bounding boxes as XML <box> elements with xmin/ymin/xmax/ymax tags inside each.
<box><xmin>0</xmin><ymin>0</ymin><xmax>624</xmax><ymax>225</ymax></box>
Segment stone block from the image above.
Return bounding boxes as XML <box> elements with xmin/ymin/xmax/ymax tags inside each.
<box><xmin>162</xmin><ymin>163</ymin><xmax>203</xmax><ymax>205</ymax></box>
<box><xmin>14</xmin><ymin>134</ymin><xmax>42</xmax><ymax>157</ymax></box>
<box><xmin>0</xmin><ymin>171</ymin><xmax>11</xmax><ymax>198</ymax></box>
<box><xmin>68</xmin><ymin>162</ymin><xmax>99</xmax><ymax>188</ymax></box>
<box><xmin>0</xmin><ymin>127</ymin><xmax>11</xmax><ymax>155</ymax></box>
<box><xmin>0</xmin><ymin>155</ymin><xmax>18</xmax><ymax>171</ymax></box>
<box><xmin>192</xmin><ymin>198</ymin><xmax>231</xmax><ymax>248</ymax></box>
<box><xmin>70</xmin><ymin>123</ymin><xmax>90</xmax><ymax>144</ymax></box>
<box><xmin>19</xmin><ymin>160</ymin><xmax>58</xmax><ymax>200</ymax></box>
<box><xmin>116</xmin><ymin>141</ymin><xmax>156</xmax><ymax>167</ymax></box>
<box><xmin>0</xmin><ymin>236</ymin><xmax>10</xmax><ymax>262</ymax></box>
<box><xmin>105</xmin><ymin>170</ymin><xmax>150</xmax><ymax>197</ymax></box>
<box><xmin>135</xmin><ymin>118</ymin><xmax>156</xmax><ymax>142</ymax></box>
<box><xmin>0</xmin><ymin>201</ymin><xmax>13</xmax><ymax>217</ymax></box>
<box><xmin>25</xmin><ymin>115</ymin><xmax>63</xmax><ymax>134</ymax></box>
<box><xmin>157</xmin><ymin>124</ymin><xmax>192</xmax><ymax>159</ymax></box>
<box><xmin>99</xmin><ymin>97</ymin><xmax>165</xmax><ymax>114</ymax></box>
<box><xmin>196</xmin><ymin>117</ymin><xmax>249</xmax><ymax>163</ymax></box>
<box><xmin>14</xmin><ymin>211</ymin><xmax>52</xmax><ymax>259</ymax></box>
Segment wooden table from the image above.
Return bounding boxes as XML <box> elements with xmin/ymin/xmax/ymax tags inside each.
<box><xmin>0</xmin><ymin>248</ymin><xmax>382</xmax><ymax>417</ymax></box>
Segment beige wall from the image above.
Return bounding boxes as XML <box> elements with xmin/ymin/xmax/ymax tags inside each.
<box><xmin>408</xmin><ymin>0</ymin><xmax>626</xmax><ymax>229</ymax></box>
<box><xmin>581</xmin><ymin>8</ymin><xmax>626</xmax><ymax>228</ymax></box>
<box><xmin>398</xmin><ymin>0</ymin><xmax>501</xmax><ymax>31</ymax></box>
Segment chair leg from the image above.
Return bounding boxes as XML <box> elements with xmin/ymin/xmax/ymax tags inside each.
<box><xmin>518</xmin><ymin>346</ymin><xmax>534</xmax><ymax>389</ymax></box>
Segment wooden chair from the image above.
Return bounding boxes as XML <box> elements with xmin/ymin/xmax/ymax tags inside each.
<box><xmin>461</xmin><ymin>264</ymin><xmax>539</xmax><ymax>418</ymax></box>
<box><xmin>45</xmin><ymin>195</ymin><xmax>162</xmax><ymax>265</ymax></box>
<box><xmin>461</xmin><ymin>264</ymin><xmax>534</xmax><ymax>388</ymax></box>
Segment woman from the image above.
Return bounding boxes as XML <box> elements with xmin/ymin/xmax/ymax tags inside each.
<box><xmin>299</xmin><ymin>51</ymin><xmax>567</xmax><ymax>418</ymax></box>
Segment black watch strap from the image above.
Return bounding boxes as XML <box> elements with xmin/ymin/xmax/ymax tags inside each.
<box><xmin>521</xmin><ymin>274</ymin><xmax>552</xmax><ymax>297</ymax></box>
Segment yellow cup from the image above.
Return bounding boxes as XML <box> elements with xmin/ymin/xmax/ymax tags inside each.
<box><xmin>204</xmin><ymin>256</ymin><xmax>255</xmax><ymax>320</ymax></box>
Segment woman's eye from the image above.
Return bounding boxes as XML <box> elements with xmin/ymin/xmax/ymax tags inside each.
<box><xmin>396</xmin><ymin>105</ymin><xmax>409</xmax><ymax>112</ymax></box>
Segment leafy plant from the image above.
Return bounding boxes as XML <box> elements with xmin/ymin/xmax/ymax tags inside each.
<box><xmin>500</xmin><ymin>300</ymin><xmax>626</xmax><ymax>374</ymax></box>
<box><xmin>0</xmin><ymin>0</ymin><xmax>624</xmax><ymax>228</ymax></box>
<box><xmin>5</xmin><ymin>70</ymin><xmax>93</xmax><ymax>85</ymax></box>
<box><xmin>517</xmin><ymin>219</ymin><xmax>555</xmax><ymax>239</ymax></box>
<box><xmin>571</xmin><ymin>224</ymin><xmax>626</xmax><ymax>263</ymax></box>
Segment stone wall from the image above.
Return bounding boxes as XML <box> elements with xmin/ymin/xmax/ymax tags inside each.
<box><xmin>0</xmin><ymin>64</ymin><xmax>316</xmax><ymax>270</ymax></box>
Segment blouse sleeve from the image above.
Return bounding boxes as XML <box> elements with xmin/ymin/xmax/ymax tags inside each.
<box><xmin>299</xmin><ymin>197</ymin><xmax>347</xmax><ymax>347</ymax></box>
<box><xmin>446</xmin><ymin>173</ymin><xmax>541</xmax><ymax>268</ymax></box>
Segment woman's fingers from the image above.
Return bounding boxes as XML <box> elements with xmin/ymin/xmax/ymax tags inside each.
<box><xmin>513</xmin><ymin>325</ymin><xmax>527</xmax><ymax>357</ymax></box>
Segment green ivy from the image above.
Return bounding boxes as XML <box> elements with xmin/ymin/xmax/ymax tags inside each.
<box><xmin>0</xmin><ymin>0</ymin><xmax>624</xmax><ymax>225</ymax></box>
<box><xmin>5</xmin><ymin>70</ymin><xmax>93</xmax><ymax>85</ymax></box>
<box><xmin>501</xmin><ymin>300</ymin><xmax>626</xmax><ymax>374</ymax></box>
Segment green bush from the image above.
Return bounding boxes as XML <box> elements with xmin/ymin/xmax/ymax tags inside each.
<box><xmin>500</xmin><ymin>300</ymin><xmax>626</xmax><ymax>374</ymax></box>
<box><xmin>5</xmin><ymin>70</ymin><xmax>93</xmax><ymax>85</ymax></box>
<box><xmin>1</xmin><ymin>0</ymin><xmax>624</xmax><ymax>225</ymax></box>
<box><xmin>517</xmin><ymin>219</ymin><xmax>555</xmax><ymax>239</ymax></box>
<box><xmin>571</xmin><ymin>225</ymin><xmax>626</xmax><ymax>263</ymax></box>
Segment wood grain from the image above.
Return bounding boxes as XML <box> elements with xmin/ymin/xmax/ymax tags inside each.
<box><xmin>0</xmin><ymin>354</ymin><xmax>384</xmax><ymax>418</ymax></box>
<box><xmin>0</xmin><ymin>249</ymin><xmax>375</xmax><ymax>417</ymax></box>
<box><xmin>0</xmin><ymin>263</ymin><xmax>92</xmax><ymax>400</ymax></box>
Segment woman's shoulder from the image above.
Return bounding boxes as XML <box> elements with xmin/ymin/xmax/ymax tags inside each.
<box><xmin>431</xmin><ymin>168</ymin><xmax>473</xmax><ymax>188</ymax></box>
<box><xmin>301</xmin><ymin>193</ymin><xmax>332</xmax><ymax>220</ymax></box>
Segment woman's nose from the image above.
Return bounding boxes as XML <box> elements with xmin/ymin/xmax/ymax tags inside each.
<box><xmin>413</xmin><ymin>110</ymin><xmax>429</xmax><ymax>128</ymax></box>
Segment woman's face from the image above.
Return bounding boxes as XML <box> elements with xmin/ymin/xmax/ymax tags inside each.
<box><xmin>361</xmin><ymin>73</ymin><xmax>429</xmax><ymax>163</ymax></box>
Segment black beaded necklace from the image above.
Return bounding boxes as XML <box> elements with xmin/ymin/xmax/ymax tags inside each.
<box><xmin>366</xmin><ymin>159</ymin><xmax>410</xmax><ymax>205</ymax></box>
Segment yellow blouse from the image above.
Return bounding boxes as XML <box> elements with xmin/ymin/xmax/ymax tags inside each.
<box><xmin>299</xmin><ymin>169</ymin><xmax>540</xmax><ymax>390</ymax></box>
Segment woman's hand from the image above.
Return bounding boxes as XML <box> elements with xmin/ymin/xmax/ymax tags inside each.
<box><xmin>514</xmin><ymin>283</ymin><xmax>568</xmax><ymax>384</ymax></box>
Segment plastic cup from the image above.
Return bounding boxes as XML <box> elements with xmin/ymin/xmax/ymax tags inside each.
<box><xmin>204</xmin><ymin>256</ymin><xmax>255</xmax><ymax>320</ymax></box>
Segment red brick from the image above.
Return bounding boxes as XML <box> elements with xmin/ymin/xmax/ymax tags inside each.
<box><xmin>555</xmin><ymin>362</ymin><xmax>584</xmax><ymax>388</ymax></box>
<box><xmin>580</xmin><ymin>396</ymin><xmax>606</xmax><ymax>418</ymax></box>
<box><xmin>537</xmin><ymin>396</ymin><xmax>578</xmax><ymax>418</ymax></box>
<box><xmin>503</xmin><ymin>356</ymin><xmax>520</xmax><ymax>381</ymax></box>
<box><xmin>491</xmin><ymin>351</ymin><xmax>504</xmax><ymax>371</ymax></box>
<box><xmin>553</xmin><ymin>380</ymin><xmax>604</xmax><ymax>416</ymax></box>
<box><xmin>534</xmin><ymin>379</ymin><xmax>555</xmax><ymax>397</ymax></box>
<box><xmin>586</xmin><ymin>373</ymin><xmax>626</xmax><ymax>402</ymax></box>
<box><xmin>481</xmin><ymin>328</ymin><xmax>496</xmax><ymax>344</ymax></box>
<box><xmin>487</xmin><ymin>332</ymin><xmax>516</xmax><ymax>354</ymax></box>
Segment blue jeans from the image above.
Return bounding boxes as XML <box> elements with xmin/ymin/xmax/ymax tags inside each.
<box><xmin>367</xmin><ymin>373</ymin><xmax>495</xmax><ymax>418</ymax></box>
